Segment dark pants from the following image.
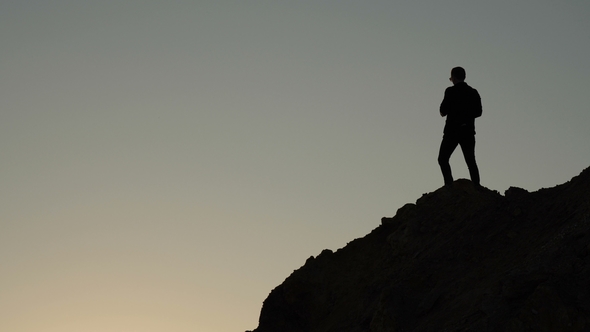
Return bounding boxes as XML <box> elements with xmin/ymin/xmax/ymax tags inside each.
<box><xmin>438</xmin><ymin>133</ymin><xmax>480</xmax><ymax>186</ymax></box>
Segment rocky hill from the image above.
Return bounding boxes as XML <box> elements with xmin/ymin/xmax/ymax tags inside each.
<box><xmin>248</xmin><ymin>167</ymin><xmax>590</xmax><ymax>332</ymax></box>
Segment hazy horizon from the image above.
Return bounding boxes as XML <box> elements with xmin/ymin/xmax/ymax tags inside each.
<box><xmin>1</xmin><ymin>1</ymin><xmax>589</xmax><ymax>331</ymax></box>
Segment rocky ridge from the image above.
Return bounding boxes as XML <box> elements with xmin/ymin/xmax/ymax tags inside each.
<box><xmin>249</xmin><ymin>167</ymin><xmax>590</xmax><ymax>331</ymax></box>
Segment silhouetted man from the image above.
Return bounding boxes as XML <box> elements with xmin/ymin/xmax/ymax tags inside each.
<box><xmin>438</xmin><ymin>67</ymin><xmax>482</xmax><ymax>188</ymax></box>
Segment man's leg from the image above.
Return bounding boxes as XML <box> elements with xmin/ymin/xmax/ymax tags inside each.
<box><xmin>438</xmin><ymin>135</ymin><xmax>458</xmax><ymax>186</ymax></box>
<box><xmin>459</xmin><ymin>135</ymin><xmax>480</xmax><ymax>186</ymax></box>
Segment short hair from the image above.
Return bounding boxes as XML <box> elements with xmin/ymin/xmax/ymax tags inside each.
<box><xmin>451</xmin><ymin>67</ymin><xmax>466</xmax><ymax>81</ymax></box>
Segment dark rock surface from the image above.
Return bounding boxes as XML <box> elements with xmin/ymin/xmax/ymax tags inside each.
<box><xmin>248</xmin><ymin>167</ymin><xmax>590</xmax><ymax>332</ymax></box>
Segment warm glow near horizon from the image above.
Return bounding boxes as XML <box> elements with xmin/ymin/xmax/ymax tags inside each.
<box><xmin>1</xmin><ymin>1</ymin><xmax>589</xmax><ymax>331</ymax></box>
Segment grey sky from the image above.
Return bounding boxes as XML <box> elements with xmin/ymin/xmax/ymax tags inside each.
<box><xmin>1</xmin><ymin>1</ymin><xmax>589</xmax><ymax>331</ymax></box>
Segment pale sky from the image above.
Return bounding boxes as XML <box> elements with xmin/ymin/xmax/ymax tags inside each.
<box><xmin>1</xmin><ymin>1</ymin><xmax>589</xmax><ymax>331</ymax></box>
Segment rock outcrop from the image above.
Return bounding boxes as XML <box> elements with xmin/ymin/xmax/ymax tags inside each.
<box><xmin>248</xmin><ymin>167</ymin><xmax>590</xmax><ymax>332</ymax></box>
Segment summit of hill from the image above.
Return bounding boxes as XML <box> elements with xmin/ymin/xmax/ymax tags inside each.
<box><xmin>248</xmin><ymin>166</ymin><xmax>590</xmax><ymax>332</ymax></box>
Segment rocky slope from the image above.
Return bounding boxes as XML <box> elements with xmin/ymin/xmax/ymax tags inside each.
<box><xmin>248</xmin><ymin>167</ymin><xmax>590</xmax><ymax>332</ymax></box>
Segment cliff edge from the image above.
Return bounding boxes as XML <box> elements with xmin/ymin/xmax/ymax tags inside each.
<box><xmin>249</xmin><ymin>167</ymin><xmax>590</xmax><ymax>331</ymax></box>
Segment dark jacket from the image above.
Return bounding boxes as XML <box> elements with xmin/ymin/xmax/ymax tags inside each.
<box><xmin>440</xmin><ymin>82</ymin><xmax>482</xmax><ymax>136</ymax></box>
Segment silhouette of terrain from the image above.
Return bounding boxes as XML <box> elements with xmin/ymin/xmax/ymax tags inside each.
<box><xmin>248</xmin><ymin>167</ymin><xmax>590</xmax><ymax>331</ymax></box>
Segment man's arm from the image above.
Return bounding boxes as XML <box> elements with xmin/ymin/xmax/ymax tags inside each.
<box><xmin>440</xmin><ymin>87</ymin><xmax>451</xmax><ymax>117</ymax></box>
<box><xmin>472</xmin><ymin>89</ymin><xmax>482</xmax><ymax>118</ymax></box>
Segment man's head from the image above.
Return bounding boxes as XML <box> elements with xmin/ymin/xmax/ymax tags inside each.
<box><xmin>450</xmin><ymin>67</ymin><xmax>466</xmax><ymax>84</ymax></box>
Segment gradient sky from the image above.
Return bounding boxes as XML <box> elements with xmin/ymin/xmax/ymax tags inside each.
<box><xmin>1</xmin><ymin>1</ymin><xmax>589</xmax><ymax>331</ymax></box>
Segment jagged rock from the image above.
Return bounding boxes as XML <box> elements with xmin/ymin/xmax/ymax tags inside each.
<box><xmin>248</xmin><ymin>167</ymin><xmax>590</xmax><ymax>332</ymax></box>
